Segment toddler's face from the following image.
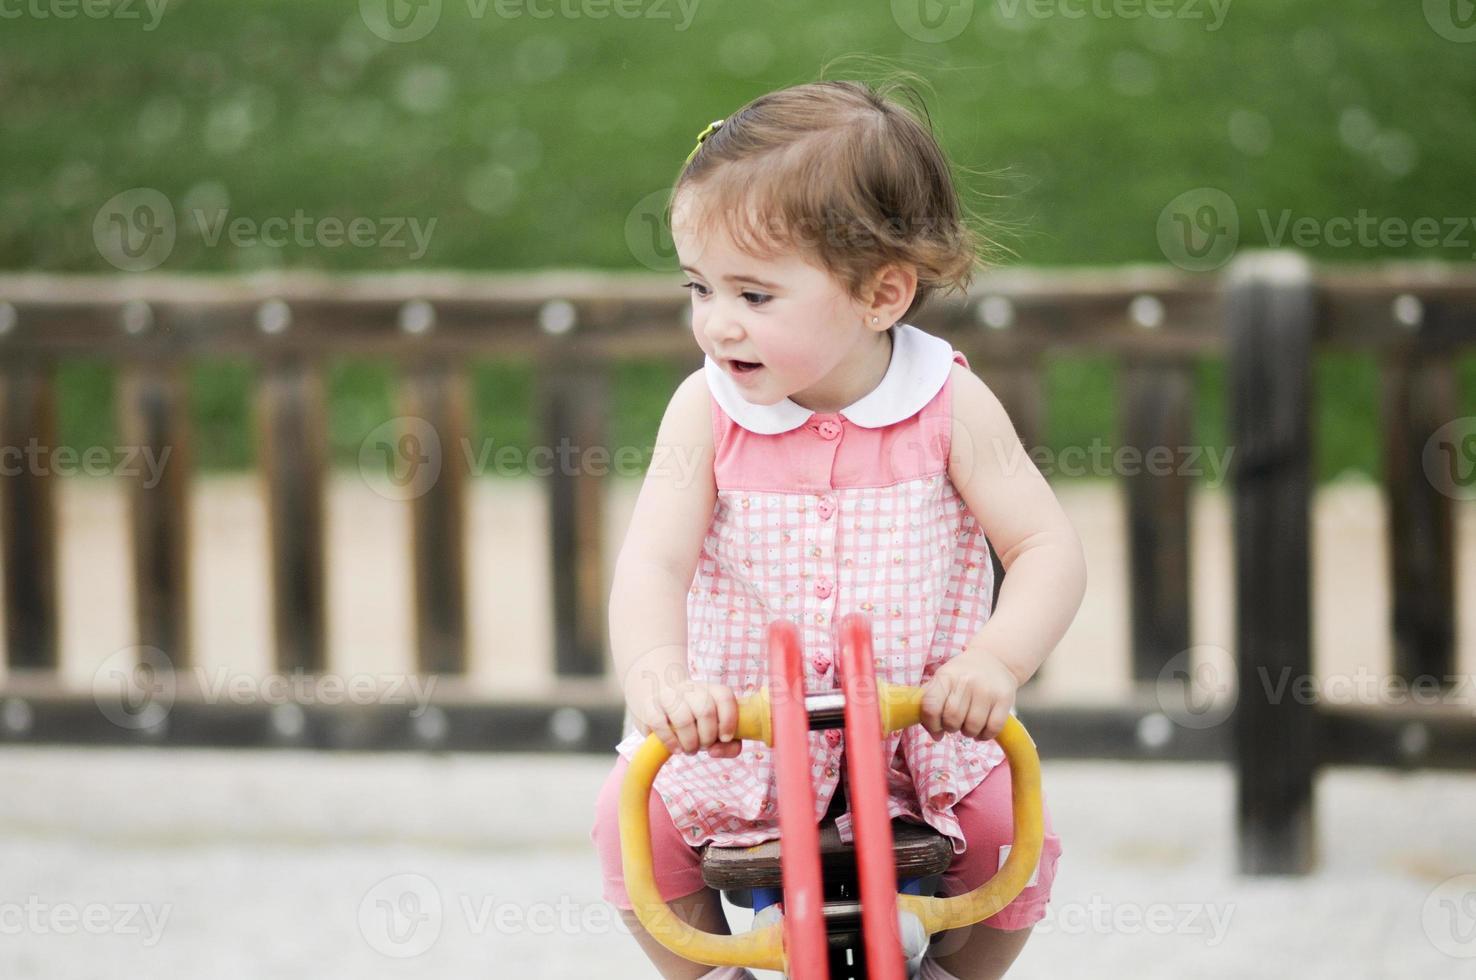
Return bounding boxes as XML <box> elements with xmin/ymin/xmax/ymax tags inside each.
<box><xmin>670</xmin><ymin>193</ymin><xmax>883</xmax><ymax>412</ymax></box>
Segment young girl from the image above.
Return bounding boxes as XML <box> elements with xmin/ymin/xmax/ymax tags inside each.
<box><xmin>591</xmin><ymin>79</ymin><xmax>1087</xmax><ymax>980</ymax></box>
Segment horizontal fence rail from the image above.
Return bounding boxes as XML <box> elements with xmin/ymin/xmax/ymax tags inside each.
<box><xmin>1</xmin><ymin>252</ymin><xmax>1474</xmax><ymax>874</ymax></box>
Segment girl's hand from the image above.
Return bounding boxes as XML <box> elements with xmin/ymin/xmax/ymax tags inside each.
<box><xmin>626</xmin><ymin>673</ymin><xmax>743</xmax><ymax>759</ymax></box>
<box><xmin>919</xmin><ymin>648</ymin><xmax>1019</xmax><ymax>742</ymax></box>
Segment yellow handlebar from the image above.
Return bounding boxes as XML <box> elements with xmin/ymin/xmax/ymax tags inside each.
<box><xmin>618</xmin><ymin>683</ymin><xmax>1044</xmax><ymax>970</ymax></box>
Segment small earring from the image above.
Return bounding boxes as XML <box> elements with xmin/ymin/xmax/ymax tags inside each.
<box><xmin>871</xmin><ymin>315</ymin><xmax>879</xmax><ymax>324</ymax></box>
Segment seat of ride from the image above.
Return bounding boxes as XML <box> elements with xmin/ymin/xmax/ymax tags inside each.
<box><xmin>699</xmin><ymin>779</ymin><xmax>954</xmax><ymax>908</ymax></box>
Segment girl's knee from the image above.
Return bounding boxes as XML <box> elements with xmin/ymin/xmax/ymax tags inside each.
<box><xmin>591</xmin><ymin>756</ymin><xmax>706</xmax><ymax>908</ymax></box>
<box><xmin>938</xmin><ymin>763</ymin><xmax>1062</xmax><ymax>927</ymax></box>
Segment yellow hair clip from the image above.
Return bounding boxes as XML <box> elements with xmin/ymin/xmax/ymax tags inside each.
<box><xmin>683</xmin><ymin>118</ymin><xmax>725</xmax><ymax>167</ymax></box>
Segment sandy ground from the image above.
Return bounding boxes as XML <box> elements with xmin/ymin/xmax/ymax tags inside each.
<box><xmin>5</xmin><ymin>473</ymin><xmax>1473</xmax><ymax>700</ymax></box>
<box><xmin>0</xmin><ymin>747</ymin><xmax>1471</xmax><ymax>979</ymax></box>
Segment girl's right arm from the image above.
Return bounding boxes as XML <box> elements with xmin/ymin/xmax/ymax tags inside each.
<box><xmin>609</xmin><ymin>368</ymin><xmax>740</xmax><ymax>758</ymax></box>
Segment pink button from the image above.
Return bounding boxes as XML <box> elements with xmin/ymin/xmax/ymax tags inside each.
<box><xmin>816</xmin><ymin>420</ymin><xmax>841</xmax><ymax>440</ymax></box>
<box><xmin>825</xmin><ymin>728</ymin><xmax>843</xmax><ymax>747</ymax></box>
<box><xmin>817</xmin><ymin>495</ymin><xmax>836</xmax><ymax>520</ymax></box>
<box><xmin>811</xmin><ymin>653</ymin><xmax>832</xmax><ymax>673</ymax></box>
<box><xmin>815</xmin><ymin>579</ymin><xmax>833</xmax><ymax>599</ymax></box>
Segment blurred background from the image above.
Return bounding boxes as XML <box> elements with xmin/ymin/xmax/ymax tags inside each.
<box><xmin>1</xmin><ymin>1</ymin><xmax>1475</xmax><ymax>977</ymax></box>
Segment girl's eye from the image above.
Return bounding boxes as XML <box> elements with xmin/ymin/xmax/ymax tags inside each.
<box><xmin>680</xmin><ymin>282</ymin><xmax>770</xmax><ymax>306</ymax></box>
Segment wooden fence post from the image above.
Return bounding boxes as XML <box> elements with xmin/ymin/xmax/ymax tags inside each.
<box><xmin>0</xmin><ymin>357</ymin><xmax>59</xmax><ymax>671</ymax></box>
<box><xmin>537</xmin><ymin>355</ymin><xmax>610</xmax><ymax>679</ymax></box>
<box><xmin>256</xmin><ymin>351</ymin><xmax>329</xmax><ymax>674</ymax></box>
<box><xmin>1226</xmin><ymin>250</ymin><xmax>1318</xmax><ymax>875</ymax></box>
<box><xmin>1379</xmin><ymin>300</ymin><xmax>1457</xmax><ymax>687</ymax></box>
<box><xmin>1119</xmin><ymin>358</ymin><xmax>1195</xmax><ymax>682</ymax></box>
<box><xmin>118</xmin><ymin>355</ymin><xmax>192</xmax><ymax>671</ymax></box>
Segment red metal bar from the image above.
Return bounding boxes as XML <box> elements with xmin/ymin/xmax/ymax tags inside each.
<box><xmin>839</xmin><ymin>613</ymin><xmax>906</xmax><ymax>980</ymax></box>
<box><xmin>768</xmin><ymin>620</ymin><xmax>829</xmax><ymax>979</ymax></box>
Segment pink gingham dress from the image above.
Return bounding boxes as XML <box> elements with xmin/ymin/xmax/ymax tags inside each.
<box><xmin>613</xmin><ymin>322</ymin><xmax>1006</xmax><ymax>857</ymax></box>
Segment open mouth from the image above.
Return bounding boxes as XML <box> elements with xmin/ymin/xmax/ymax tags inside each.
<box><xmin>727</xmin><ymin>359</ymin><xmax>762</xmax><ymax>375</ymax></box>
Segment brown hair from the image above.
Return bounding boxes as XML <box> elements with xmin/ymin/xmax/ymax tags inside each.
<box><xmin>669</xmin><ymin>77</ymin><xmax>998</xmax><ymax>323</ymax></box>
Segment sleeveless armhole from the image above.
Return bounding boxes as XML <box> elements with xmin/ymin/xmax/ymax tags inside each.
<box><xmin>942</xmin><ymin>349</ymin><xmax>970</xmax><ymax>466</ymax></box>
<box><xmin>708</xmin><ymin>390</ymin><xmax>724</xmax><ymax>450</ymax></box>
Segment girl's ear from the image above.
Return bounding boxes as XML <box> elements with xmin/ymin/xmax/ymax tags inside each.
<box><xmin>863</xmin><ymin>263</ymin><xmax>918</xmax><ymax>326</ymax></box>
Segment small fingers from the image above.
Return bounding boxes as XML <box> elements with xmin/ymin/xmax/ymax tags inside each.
<box><xmin>714</xmin><ymin>685</ymin><xmax>738</xmax><ymax>746</ymax></box>
<box><xmin>920</xmin><ymin>676</ymin><xmax>949</xmax><ymax>736</ymax></box>
<box><xmin>665</xmin><ymin>698</ymin><xmax>698</xmax><ymax>754</ymax></box>
<box><xmin>684</xmin><ymin>688</ymin><xmax>718</xmax><ymax>750</ymax></box>
<box><xmin>983</xmin><ymin>701</ymin><xmax>1010</xmax><ymax>742</ymax></box>
<box><xmin>962</xmin><ymin>695</ymin><xmax>992</xmax><ymax>740</ymax></box>
<box><xmin>939</xmin><ymin>683</ymin><xmax>970</xmax><ymax>740</ymax></box>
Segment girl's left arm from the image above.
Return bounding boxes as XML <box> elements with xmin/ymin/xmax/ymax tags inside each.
<box><xmin>920</xmin><ymin>363</ymin><xmax>1089</xmax><ymax>742</ymax></box>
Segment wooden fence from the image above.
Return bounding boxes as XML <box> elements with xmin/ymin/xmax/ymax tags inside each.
<box><xmin>0</xmin><ymin>250</ymin><xmax>1473</xmax><ymax>874</ymax></box>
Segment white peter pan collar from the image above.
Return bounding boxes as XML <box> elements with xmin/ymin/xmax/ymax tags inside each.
<box><xmin>703</xmin><ymin>322</ymin><xmax>956</xmax><ymax>435</ymax></box>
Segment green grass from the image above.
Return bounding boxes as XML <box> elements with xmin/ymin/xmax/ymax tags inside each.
<box><xmin>9</xmin><ymin>1</ymin><xmax>1476</xmax><ymax>477</ymax></box>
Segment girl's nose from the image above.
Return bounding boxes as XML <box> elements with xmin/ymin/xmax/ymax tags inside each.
<box><xmin>702</xmin><ymin>313</ymin><xmax>745</xmax><ymax>347</ymax></box>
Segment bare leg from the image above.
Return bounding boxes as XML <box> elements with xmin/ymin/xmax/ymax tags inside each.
<box><xmin>923</xmin><ymin>923</ymin><xmax>1034</xmax><ymax>979</ymax></box>
<box><xmin>617</xmin><ymin>886</ymin><xmax>733</xmax><ymax>980</ymax></box>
